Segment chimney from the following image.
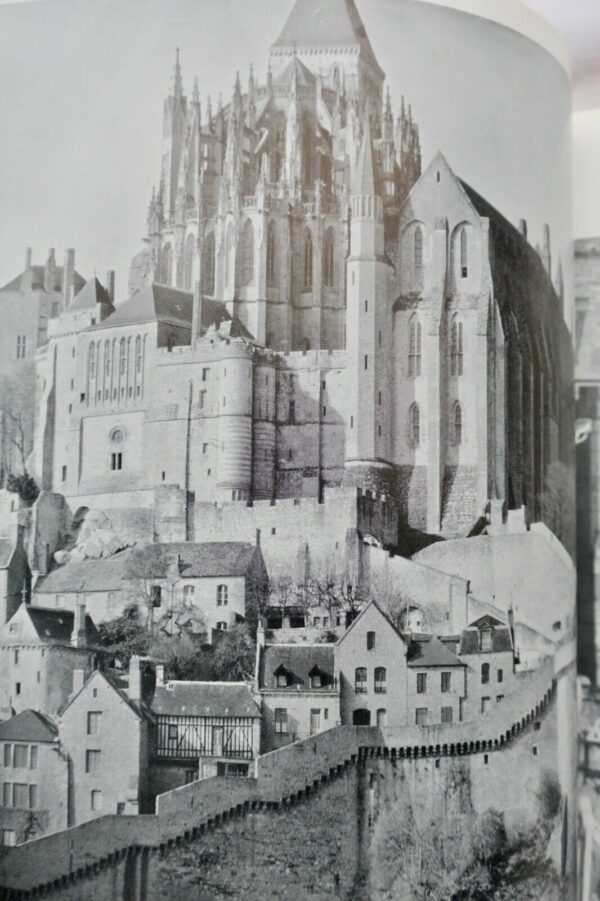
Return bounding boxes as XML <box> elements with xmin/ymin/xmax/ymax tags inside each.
<box><xmin>156</xmin><ymin>664</ymin><xmax>165</xmax><ymax>688</ymax></box>
<box><xmin>44</xmin><ymin>248</ymin><xmax>56</xmax><ymax>294</ymax></box>
<box><xmin>72</xmin><ymin>668</ymin><xmax>85</xmax><ymax>695</ymax></box>
<box><xmin>20</xmin><ymin>248</ymin><xmax>33</xmax><ymax>292</ymax></box>
<box><xmin>541</xmin><ymin>224</ymin><xmax>551</xmax><ymax>276</ymax></box>
<box><xmin>105</xmin><ymin>270</ymin><xmax>115</xmax><ymax>304</ymax></box>
<box><xmin>129</xmin><ymin>655</ymin><xmax>142</xmax><ymax>702</ymax></box>
<box><xmin>71</xmin><ymin>601</ymin><xmax>87</xmax><ymax>647</ymax></box>
<box><xmin>63</xmin><ymin>249</ymin><xmax>75</xmax><ymax>307</ymax></box>
<box><xmin>518</xmin><ymin>219</ymin><xmax>527</xmax><ymax>240</ymax></box>
<box><xmin>256</xmin><ymin>528</ymin><xmax>261</xmax><ymax>546</ymax></box>
<box><xmin>191</xmin><ymin>278</ymin><xmax>203</xmax><ymax>346</ymax></box>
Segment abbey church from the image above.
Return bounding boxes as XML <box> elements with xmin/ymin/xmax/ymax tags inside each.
<box><xmin>32</xmin><ymin>0</ymin><xmax>573</xmax><ymax>542</ymax></box>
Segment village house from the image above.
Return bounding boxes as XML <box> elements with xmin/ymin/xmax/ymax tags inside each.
<box><xmin>0</xmin><ymin>710</ymin><xmax>68</xmax><ymax>848</ymax></box>
<box><xmin>58</xmin><ymin>659</ymin><xmax>154</xmax><ymax>824</ymax></box>
<box><xmin>149</xmin><ymin>672</ymin><xmax>261</xmax><ymax>797</ymax></box>
<box><xmin>256</xmin><ymin>635</ymin><xmax>340</xmax><ymax>751</ymax></box>
<box><xmin>0</xmin><ymin>602</ymin><xmax>102</xmax><ymax>718</ymax></box>
<box><xmin>33</xmin><ymin>540</ymin><xmax>268</xmax><ymax>641</ymax></box>
<box><xmin>457</xmin><ymin>614</ymin><xmax>516</xmax><ymax>719</ymax></box>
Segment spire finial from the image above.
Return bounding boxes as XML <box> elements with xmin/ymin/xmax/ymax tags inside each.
<box><xmin>173</xmin><ymin>47</ymin><xmax>183</xmax><ymax>97</ymax></box>
<box><xmin>192</xmin><ymin>77</ymin><xmax>200</xmax><ymax>106</ymax></box>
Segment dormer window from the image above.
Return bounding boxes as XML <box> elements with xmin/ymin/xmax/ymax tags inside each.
<box><xmin>479</xmin><ymin>628</ymin><xmax>492</xmax><ymax>652</ymax></box>
<box><xmin>274</xmin><ymin>665</ymin><xmax>291</xmax><ymax>688</ymax></box>
<box><xmin>310</xmin><ymin>673</ymin><xmax>322</xmax><ymax>689</ymax></box>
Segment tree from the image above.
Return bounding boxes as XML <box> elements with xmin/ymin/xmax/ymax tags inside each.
<box><xmin>0</xmin><ymin>364</ymin><xmax>36</xmax><ymax>479</ymax></box>
<box><xmin>211</xmin><ymin>623</ymin><xmax>256</xmax><ymax>680</ymax></box>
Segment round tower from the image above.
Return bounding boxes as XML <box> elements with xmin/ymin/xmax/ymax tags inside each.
<box><xmin>216</xmin><ymin>341</ymin><xmax>254</xmax><ymax>501</ymax></box>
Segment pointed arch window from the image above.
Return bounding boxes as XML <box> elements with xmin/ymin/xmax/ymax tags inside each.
<box><xmin>159</xmin><ymin>243</ymin><xmax>173</xmax><ymax>285</ymax></box>
<box><xmin>135</xmin><ymin>336</ymin><xmax>142</xmax><ymax>374</ymax></box>
<box><xmin>410</xmin><ymin>403</ymin><xmax>421</xmax><ymax>447</ymax></box>
<box><xmin>119</xmin><ymin>338</ymin><xmax>127</xmax><ymax>377</ymax></box>
<box><xmin>450</xmin><ymin>317</ymin><xmax>464</xmax><ymax>375</ymax></box>
<box><xmin>266</xmin><ymin>221</ymin><xmax>277</xmax><ymax>288</ymax></box>
<box><xmin>460</xmin><ymin>228</ymin><xmax>468</xmax><ymax>278</ymax></box>
<box><xmin>88</xmin><ymin>342</ymin><xmax>96</xmax><ymax>381</ymax></box>
<box><xmin>104</xmin><ymin>341</ymin><xmax>111</xmax><ymax>377</ymax></box>
<box><xmin>303</xmin><ymin>229</ymin><xmax>313</xmax><ymax>290</ymax></box>
<box><xmin>453</xmin><ymin>402</ymin><xmax>463</xmax><ymax>446</ymax></box>
<box><xmin>238</xmin><ymin>220</ymin><xmax>254</xmax><ymax>287</ymax></box>
<box><xmin>203</xmin><ymin>232</ymin><xmax>216</xmax><ymax>296</ymax></box>
<box><xmin>323</xmin><ymin>228</ymin><xmax>335</xmax><ymax>288</ymax></box>
<box><xmin>183</xmin><ymin>234</ymin><xmax>195</xmax><ymax>291</ymax></box>
<box><xmin>414</xmin><ymin>226</ymin><xmax>423</xmax><ymax>269</ymax></box>
<box><xmin>408</xmin><ymin>317</ymin><xmax>422</xmax><ymax>377</ymax></box>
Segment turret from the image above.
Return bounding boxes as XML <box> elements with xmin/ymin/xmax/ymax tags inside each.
<box><xmin>344</xmin><ymin>117</ymin><xmax>393</xmax><ymax>490</ymax></box>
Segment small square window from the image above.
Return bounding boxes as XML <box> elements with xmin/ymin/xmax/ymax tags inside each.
<box><xmin>167</xmin><ymin>725</ymin><xmax>178</xmax><ymax>741</ymax></box>
<box><xmin>91</xmin><ymin>790</ymin><xmax>102</xmax><ymax>811</ymax></box>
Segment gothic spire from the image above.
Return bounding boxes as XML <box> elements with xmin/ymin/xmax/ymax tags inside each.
<box><xmin>173</xmin><ymin>47</ymin><xmax>183</xmax><ymax>99</ymax></box>
<box><xmin>353</xmin><ymin>114</ymin><xmax>378</xmax><ymax>197</ymax></box>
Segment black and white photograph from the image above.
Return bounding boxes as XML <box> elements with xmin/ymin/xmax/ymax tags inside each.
<box><xmin>0</xmin><ymin>0</ymin><xmax>592</xmax><ymax>897</ymax></box>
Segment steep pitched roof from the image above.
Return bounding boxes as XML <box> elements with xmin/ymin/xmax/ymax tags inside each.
<box><xmin>25</xmin><ymin>605</ymin><xmax>100</xmax><ymax>647</ymax></box>
<box><xmin>0</xmin><ymin>266</ymin><xmax>86</xmax><ymax>295</ymax></box>
<box><xmin>89</xmin><ymin>284</ymin><xmax>245</xmax><ymax>337</ymax></box>
<box><xmin>0</xmin><ymin>709</ymin><xmax>58</xmax><ymax>743</ymax></box>
<box><xmin>34</xmin><ymin>550</ymin><xmax>132</xmax><ymax>595</ymax></box>
<box><xmin>407</xmin><ymin>635</ymin><xmax>465</xmax><ymax>668</ymax></box>
<box><xmin>59</xmin><ymin>669</ymin><xmax>151</xmax><ymax>721</ymax></box>
<box><xmin>272</xmin><ymin>0</ymin><xmax>383</xmax><ymax>77</ymax></box>
<box><xmin>152</xmin><ymin>681</ymin><xmax>260</xmax><ymax>718</ymax></box>
<box><xmin>124</xmin><ymin>542</ymin><xmax>259</xmax><ymax>580</ymax></box>
<box><xmin>69</xmin><ymin>277</ymin><xmax>114</xmax><ymax>313</ymax></box>
<box><xmin>335</xmin><ymin>599</ymin><xmax>407</xmax><ymax>650</ymax></box>
<box><xmin>259</xmin><ymin>644</ymin><xmax>335</xmax><ymax>690</ymax></box>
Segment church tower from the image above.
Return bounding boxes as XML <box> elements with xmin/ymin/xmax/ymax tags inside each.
<box><xmin>344</xmin><ymin>116</ymin><xmax>394</xmax><ymax>493</ymax></box>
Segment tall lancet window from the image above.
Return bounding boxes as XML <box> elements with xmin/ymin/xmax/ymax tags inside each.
<box><xmin>302</xmin><ymin>112</ymin><xmax>313</xmax><ymax>185</ymax></box>
<box><xmin>450</xmin><ymin>317</ymin><xmax>464</xmax><ymax>375</ymax></box>
<box><xmin>408</xmin><ymin>316</ymin><xmax>422</xmax><ymax>377</ymax></box>
<box><xmin>238</xmin><ymin>220</ymin><xmax>254</xmax><ymax>287</ymax></box>
<box><xmin>135</xmin><ymin>336</ymin><xmax>142</xmax><ymax>374</ymax></box>
<box><xmin>323</xmin><ymin>228</ymin><xmax>335</xmax><ymax>288</ymax></box>
<box><xmin>460</xmin><ymin>227</ymin><xmax>468</xmax><ymax>278</ymax></box>
<box><xmin>410</xmin><ymin>403</ymin><xmax>421</xmax><ymax>447</ymax></box>
<box><xmin>303</xmin><ymin>229</ymin><xmax>313</xmax><ymax>291</ymax></box>
<box><xmin>414</xmin><ymin>226</ymin><xmax>423</xmax><ymax>269</ymax></box>
<box><xmin>88</xmin><ymin>342</ymin><xmax>96</xmax><ymax>382</ymax></box>
<box><xmin>203</xmin><ymin>232</ymin><xmax>216</xmax><ymax>296</ymax></box>
<box><xmin>159</xmin><ymin>243</ymin><xmax>173</xmax><ymax>285</ymax></box>
<box><xmin>183</xmin><ymin>234</ymin><xmax>195</xmax><ymax>291</ymax></box>
<box><xmin>266</xmin><ymin>221</ymin><xmax>277</xmax><ymax>288</ymax></box>
<box><xmin>453</xmin><ymin>402</ymin><xmax>463</xmax><ymax>446</ymax></box>
<box><xmin>119</xmin><ymin>338</ymin><xmax>127</xmax><ymax>377</ymax></box>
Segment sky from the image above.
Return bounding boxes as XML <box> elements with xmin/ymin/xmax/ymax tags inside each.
<box><xmin>0</xmin><ymin>0</ymin><xmax>572</xmax><ymax>310</ymax></box>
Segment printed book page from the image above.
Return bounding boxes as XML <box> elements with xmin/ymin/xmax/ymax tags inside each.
<box><xmin>0</xmin><ymin>1</ymin><xmax>579</xmax><ymax>898</ymax></box>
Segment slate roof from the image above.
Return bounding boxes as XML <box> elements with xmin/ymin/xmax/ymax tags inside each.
<box><xmin>272</xmin><ymin>0</ymin><xmax>383</xmax><ymax>77</ymax></box>
<box><xmin>35</xmin><ymin>550</ymin><xmax>132</xmax><ymax>594</ymax></box>
<box><xmin>0</xmin><ymin>709</ymin><xmax>58</xmax><ymax>743</ymax></box>
<box><xmin>69</xmin><ymin>277</ymin><xmax>114</xmax><ymax>313</ymax></box>
<box><xmin>124</xmin><ymin>543</ymin><xmax>258</xmax><ymax>580</ymax></box>
<box><xmin>59</xmin><ymin>670</ymin><xmax>152</xmax><ymax>722</ymax></box>
<box><xmin>0</xmin><ymin>266</ymin><xmax>86</xmax><ymax>295</ymax></box>
<box><xmin>152</xmin><ymin>682</ymin><xmax>260</xmax><ymax>718</ymax></box>
<box><xmin>89</xmin><ymin>284</ymin><xmax>245</xmax><ymax>335</ymax></box>
<box><xmin>459</xmin><ymin>625</ymin><xmax>513</xmax><ymax>655</ymax></box>
<box><xmin>259</xmin><ymin>644</ymin><xmax>335</xmax><ymax>690</ymax></box>
<box><xmin>0</xmin><ymin>539</ymin><xmax>14</xmax><ymax>568</ymax></box>
<box><xmin>26</xmin><ymin>606</ymin><xmax>100</xmax><ymax>647</ymax></box>
<box><xmin>407</xmin><ymin>635</ymin><xmax>466</xmax><ymax>668</ymax></box>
